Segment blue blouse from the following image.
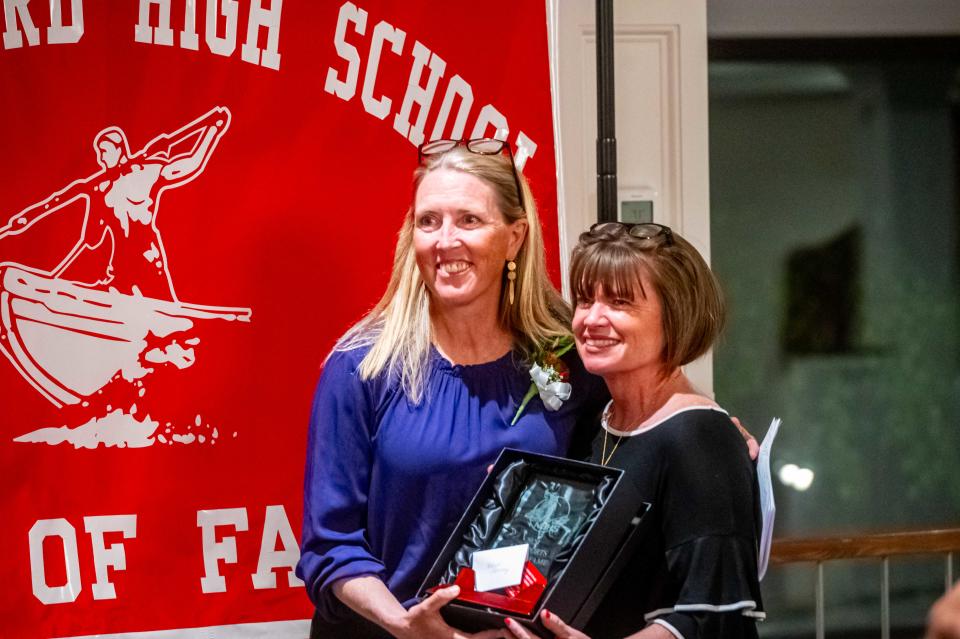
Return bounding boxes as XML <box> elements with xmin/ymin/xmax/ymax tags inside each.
<box><xmin>296</xmin><ymin>344</ymin><xmax>606</xmax><ymax>622</ymax></box>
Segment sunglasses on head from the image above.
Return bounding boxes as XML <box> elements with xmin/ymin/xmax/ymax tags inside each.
<box><xmin>588</xmin><ymin>222</ymin><xmax>674</xmax><ymax>246</ymax></box>
<box><xmin>417</xmin><ymin>138</ymin><xmax>525</xmax><ymax>213</ymax></box>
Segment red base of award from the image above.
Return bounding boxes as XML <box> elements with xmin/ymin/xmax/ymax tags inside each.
<box><xmin>429</xmin><ymin>562</ymin><xmax>547</xmax><ymax>616</ymax></box>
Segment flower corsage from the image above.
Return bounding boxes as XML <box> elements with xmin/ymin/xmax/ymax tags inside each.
<box><xmin>510</xmin><ymin>336</ymin><xmax>575</xmax><ymax>425</ymax></box>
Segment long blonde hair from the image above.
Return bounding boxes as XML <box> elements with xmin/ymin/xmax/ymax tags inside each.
<box><xmin>335</xmin><ymin>147</ymin><xmax>571</xmax><ymax>402</ymax></box>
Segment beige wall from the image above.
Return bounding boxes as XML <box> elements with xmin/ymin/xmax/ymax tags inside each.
<box><xmin>549</xmin><ymin>0</ymin><xmax>715</xmax><ymax>393</ymax></box>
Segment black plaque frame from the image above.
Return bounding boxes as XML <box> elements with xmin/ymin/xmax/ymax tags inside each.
<box><xmin>417</xmin><ymin>448</ymin><xmax>651</xmax><ymax>638</ymax></box>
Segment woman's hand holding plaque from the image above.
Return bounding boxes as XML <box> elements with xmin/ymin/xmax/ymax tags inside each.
<box><xmin>395</xmin><ymin>586</ymin><xmax>509</xmax><ymax>639</ymax></box>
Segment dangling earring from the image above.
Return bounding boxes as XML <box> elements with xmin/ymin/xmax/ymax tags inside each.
<box><xmin>506</xmin><ymin>260</ymin><xmax>517</xmax><ymax>305</ymax></box>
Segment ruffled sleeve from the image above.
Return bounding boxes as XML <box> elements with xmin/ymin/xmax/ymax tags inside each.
<box><xmin>647</xmin><ymin>412</ymin><xmax>765</xmax><ymax>638</ymax></box>
<box><xmin>648</xmin><ymin>535</ymin><xmax>765</xmax><ymax>637</ymax></box>
<box><xmin>295</xmin><ymin>348</ymin><xmax>390</xmax><ymax>622</ymax></box>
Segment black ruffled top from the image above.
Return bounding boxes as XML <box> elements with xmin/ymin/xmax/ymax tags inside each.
<box><xmin>584</xmin><ymin>406</ymin><xmax>764</xmax><ymax>639</ymax></box>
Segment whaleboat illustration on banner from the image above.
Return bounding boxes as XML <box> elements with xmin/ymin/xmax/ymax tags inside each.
<box><xmin>0</xmin><ymin>107</ymin><xmax>250</xmax><ymax>435</ymax></box>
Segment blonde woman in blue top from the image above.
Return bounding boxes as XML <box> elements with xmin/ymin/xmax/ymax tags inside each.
<box><xmin>296</xmin><ymin>140</ymin><xmax>608</xmax><ymax>639</ymax></box>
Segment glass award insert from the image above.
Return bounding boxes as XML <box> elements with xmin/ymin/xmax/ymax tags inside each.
<box><xmin>489</xmin><ymin>474</ymin><xmax>596</xmax><ymax>578</ymax></box>
<box><xmin>430</xmin><ymin>458</ymin><xmax>614</xmax><ymax>616</ymax></box>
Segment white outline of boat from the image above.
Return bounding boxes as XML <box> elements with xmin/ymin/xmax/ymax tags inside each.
<box><xmin>0</xmin><ymin>264</ymin><xmax>250</xmax><ymax>407</ymax></box>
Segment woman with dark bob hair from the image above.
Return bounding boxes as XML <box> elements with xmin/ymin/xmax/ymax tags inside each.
<box><xmin>506</xmin><ymin>222</ymin><xmax>763</xmax><ymax>639</ymax></box>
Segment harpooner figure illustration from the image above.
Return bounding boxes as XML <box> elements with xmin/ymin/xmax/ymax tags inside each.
<box><xmin>0</xmin><ymin>107</ymin><xmax>251</xmax><ymax>410</ymax></box>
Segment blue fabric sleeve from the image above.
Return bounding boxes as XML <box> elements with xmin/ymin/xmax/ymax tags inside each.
<box><xmin>296</xmin><ymin>349</ymin><xmax>388</xmax><ymax>621</ymax></box>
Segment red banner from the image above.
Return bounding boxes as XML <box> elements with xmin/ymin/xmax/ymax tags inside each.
<box><xmin>0</xmin><ymin>2</ymin><xmax>558</xmax><ymax>636</ymax></box>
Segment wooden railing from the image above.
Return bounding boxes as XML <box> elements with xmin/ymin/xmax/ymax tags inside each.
<box><xmin>769</xmin><ymin>528</ymin><xmax>960</xmax><ymax>639</ymax></box>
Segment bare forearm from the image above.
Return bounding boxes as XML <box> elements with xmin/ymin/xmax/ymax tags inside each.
<box><xmin>332</xmin><ymin>575</ymin><xmax>408</xmax><ymax>636</ymax></box>
<box><xmin>506</xmin><ymin>610</ymin><xmax>676</xmax><ymax>639</ymax></box>
<box><xmin>333</xmin><ymin>578</ymin><xmax>500</xmax><ymax>639</ymax></box>
<box><xmin>624</xmin><ymin>622</ymin><xmax>678</xmax><ymax>639</ymax></box>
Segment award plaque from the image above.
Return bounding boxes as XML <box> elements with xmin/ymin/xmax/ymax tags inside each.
<box><xmin>418</xmin><ymin>449</ymin><xmax>650</xmax><ymax>638</ymax></box>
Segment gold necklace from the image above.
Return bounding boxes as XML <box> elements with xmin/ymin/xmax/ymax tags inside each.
<box><xmin>601</xmin><ymin>429</ymin><xmax>623</xmax><ymax>466</ymax></box>
<box><xmin>600</xmin><ymin>401</ymin><xmax>627</xmax><ymax>466</ymax></box>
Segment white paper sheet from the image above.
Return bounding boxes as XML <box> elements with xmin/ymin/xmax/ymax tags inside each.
<box><xmin>472</xmin><ymin>544</ymin><xmax>529</xmax><ymax>592</ymax></box>
<box><xmin>757</xmin><ymin>417</ymin><xmax>781</xmax><ymax>581</ymax></box>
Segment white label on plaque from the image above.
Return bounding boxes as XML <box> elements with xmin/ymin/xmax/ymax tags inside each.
<box><xmin>471</xmin><ymin>544</ymin><xmax>529</xmax><ymax>592</ymax></box>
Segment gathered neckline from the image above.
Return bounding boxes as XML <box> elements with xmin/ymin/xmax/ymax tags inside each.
<box><xmin>430</xmin><ymin>345</ymin><xmax>518</xmax><ymax>376</ymax></box>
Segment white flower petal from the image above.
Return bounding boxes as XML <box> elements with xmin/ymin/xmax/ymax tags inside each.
<box><xmin>542</xmin><ymin>393</ymin><xmax>564</xmax><ymax>411</ymax></box>
<box><xmin>529</xmin><ymin>360</ymin><xmax>571</xmax><ymax>413</ymax></box>
<box><xmin>529</xmin><ymin>363</ymin><xmax>550</xmax><ymax>387</ymax></box>
<box><xmin>550</xmin><ymin>381</ymin><xmax>572</xmax><ymax>401</ymax></box>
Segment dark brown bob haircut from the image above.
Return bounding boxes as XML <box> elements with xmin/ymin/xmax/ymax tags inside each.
<box><xmin>569</xmin><ymin>224</ymin><xmax>726</xmax><ymax>371</ymax></box>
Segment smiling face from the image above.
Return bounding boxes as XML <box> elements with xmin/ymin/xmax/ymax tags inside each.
<box><xmin>413</xmin><ymin>168</ymin><xmax>527</xmax><ymax>315</ymax></box>
<box><xmin>569</xmin><ymin>227</ymin><xmax>726</xmax><ymax>377</ymax></box>
<box><xmin>572</xmin><ymin>272</ymin><xmax>667</xmax><ymax>380</ymax></box>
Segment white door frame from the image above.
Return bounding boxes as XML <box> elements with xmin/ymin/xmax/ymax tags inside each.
<box><xmin>548</xmin><ymin>0</ymin><xmax>714</xmax><ymax>393</ymax></box>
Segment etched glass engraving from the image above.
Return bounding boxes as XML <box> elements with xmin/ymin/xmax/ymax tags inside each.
<box><xmin>490</xmin><ymin>473</ymin><xmax>596</xmax><ymax>577</ymax></box>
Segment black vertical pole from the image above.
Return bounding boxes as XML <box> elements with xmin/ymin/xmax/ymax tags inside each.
<box><xmin>596</xmin><ymin>0</ymin><xmax>617</xmax><ymax>223</ymax></box>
